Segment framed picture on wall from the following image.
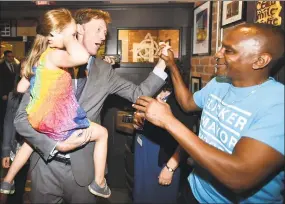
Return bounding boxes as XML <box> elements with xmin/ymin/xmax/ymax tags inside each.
<box><xmin>191</xmin><ymin>76</ymin><xmax>202</xmax><ymax>93</ymax></box>
<box><xmin>221</xmin><ymin>1</ymin><xmax>247</xmax><ymax>28</ymax></box>
<box><xmin>117</xmin><ymin>28</ymin><xmax>181</xmax><ymax>66</ymax></box>
<box><xmin>192</xmin><ymin>1</ymin><xmax>212</xmax><ymax>56</ymax></box>
<box><xmin>255</xmin><ymin>1</ymin><xmax>283</xmax><ymax>27</ymax></box>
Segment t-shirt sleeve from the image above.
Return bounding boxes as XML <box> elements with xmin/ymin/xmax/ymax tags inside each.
<box><xmin>193</xmin><ymin>78</ymin><xmax>217</xmax><ymax>109</ymax></box>
<box><xmin>243</xmin><ymin>102</ymin><xmax>284</xmax><ymax>155</ymax></box>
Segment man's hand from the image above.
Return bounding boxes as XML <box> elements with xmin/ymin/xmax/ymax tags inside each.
<box><xmin>132</xmin><ymin>96</ymin><xmax>174</xmax><ymax>129</ymax></box>
<box><xmin>154</xmin><ymin>43</ymin><xmax>171</xmax><ymax>71</ymax></box>
<box><xmin>133</xmin><ymin>112</ymin><xmax>145</xmax><ymax>130</ymax></box>
<box><xmin>103</xmin><ymin>56</ymin><xmax>116</xmax><ymax>65</ymax></box>
<box><xmin>2</xmin><ymin>157</ymin><xmax>10</xmax><ymax>168</ymax></box>
<box><xmin>2</xmin><ymin>95</ymin><xmax>8</xmax><ymax>100</ymax></box>
<box><xmin>160</xmin><ymin>49</ymin><xmax>176</xmax><ymax>69</ymax></box>
<box><xmin>56</xmin><ymin>129</ymin><xmax>91</xmax><ymax>152</ymax></box>
<box><xmin>158</xmin><ymin>166</ymin><xmax>174</xmax><ymax>186</ymax></box>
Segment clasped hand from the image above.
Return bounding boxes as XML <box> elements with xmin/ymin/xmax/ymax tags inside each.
<box><xmin>132</xmin><ymin>96</ymin><xmax>173</xmax><ymax>129</ymax></box>
<box><xmin>56</xmin><ymin>129</ymin><xmax>91</xmax><ymax>152</ymax></box>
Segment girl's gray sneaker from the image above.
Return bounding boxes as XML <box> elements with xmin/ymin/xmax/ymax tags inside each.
<box><xmin>88</xmin><ymin>179</ymin><xmax>111</xmax><ymax>198</ymax></box>
<box><xmin>0</xmin><ymin>181</ymin><xmax>15</xmax><ymax>194</ymax></box>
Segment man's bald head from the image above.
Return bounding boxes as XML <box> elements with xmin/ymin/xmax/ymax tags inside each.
<box><xmin>231</xmin><ymin>23</ymin><xmax>284</xmax><ymax>65</ymax></box>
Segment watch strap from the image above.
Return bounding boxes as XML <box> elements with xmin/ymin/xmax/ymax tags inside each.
<box><xmin>165</xmin><ymin>164</ymin><xmax>175</xmax><ymax>172</ymax></box>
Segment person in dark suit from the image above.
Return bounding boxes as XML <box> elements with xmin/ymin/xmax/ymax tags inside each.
<box><xmin>132</xmin><ymin>74</ymin><xmax>194</xmax><ymax>204</ymax></box>
<box><xmin>1</xmin><ymin>61</ymin><xmax>29</xmax><ymax>204</ymax></box>
<box><xmin>0</xmin><ymin>50</ymin><xmax>19</xmax><ymax>140</ymax></box>
<box><xmin>13</xmin><ymin>9</ymin><xmax>167</xmax><ymax>204</ymax></box>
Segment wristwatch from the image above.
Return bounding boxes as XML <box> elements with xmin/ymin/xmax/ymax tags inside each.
<box><xmin>165</xmin><ymin>164</ymin><xmax>175</xmax><ymax>173</ymax></box>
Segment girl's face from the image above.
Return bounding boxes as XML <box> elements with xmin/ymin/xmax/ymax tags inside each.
<box><xmin>48</xmin><ymin>21</ymin><xmax>77</xmax><ymax>49</ymax></box>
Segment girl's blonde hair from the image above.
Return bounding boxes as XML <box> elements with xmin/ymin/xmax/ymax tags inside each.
<box><xmin>23</xmin><ymin>8</ymin><xmax>74</xmax><ymax>78</ymax></box>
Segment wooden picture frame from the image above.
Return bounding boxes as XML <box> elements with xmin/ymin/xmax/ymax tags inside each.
<box><xmin>191</xmin><ymin>76</ymin><xmax>202</xmax><ymax>93</ymax></box>
<box><xmin>192</xmin><ymin>1</ymin><xmax>212</xmax><ymax>56</ymax></box>
<box><xmin>221</xmin><ymin>1</ymin><xmax>247</xmax><ymax>28</ymax></box>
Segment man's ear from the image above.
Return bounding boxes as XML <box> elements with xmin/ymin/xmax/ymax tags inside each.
<box><xmin>252</xmin><ymin>53</ymin><xmax>272</xmax><ymax>70</ymax></box>
<box><xmin>47</xmin><ymin>31</ymin><xmax>56</xmax><ymax>42</ymax></box>
<box><xmin>77</xmin><ymin>24</ymin><xmax>84</xmax><ymax>35</ymax></box>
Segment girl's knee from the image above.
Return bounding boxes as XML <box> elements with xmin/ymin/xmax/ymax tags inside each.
<box><xmin>90</xmin><ymin>123</ymin><xmax>108</xmax><ymax>140</ymax></box>
<box><xmin>95</xmin><ymin>126</ymin><xmax>108</xmax><ymax>140</ymax></box>
<box><xmin>100</xmin><ymin>127</ymin><xmax>108</xmax><ymax>139</ymax></box>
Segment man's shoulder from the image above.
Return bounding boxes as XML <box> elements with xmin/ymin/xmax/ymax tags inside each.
<box><xmin>263</xmin><ymin>80</ymin><xmax>284</xmax><ymax>104</ymax></box>
<box><xmin>0</xmin><ymin>61</ymin><xmax>7</xmax><ymax>71</ymax></box>
<box><xmin>0</xmin><ymin>61</ymin><xmax>6</xmax><ymax>66</ymax></box>
<box><xmin>94</xmin><ymin>57</ymin><xmax>112</xmax><ymax>68</ymax></box>
<box><xmin>88</xmin><ymin>58</ymin><xmax>113</xmax><ymax>79</ymax></box>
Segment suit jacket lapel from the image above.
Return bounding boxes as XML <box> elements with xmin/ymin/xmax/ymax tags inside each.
<box><xmin>67</xmin><ymin>68</ymin><xmax>76</xmax><ymax>92</ymax></box>
<box><xmin>78</xmin><ymin>59</ymin><xmax>96</xmax><ymax>104</ymax></box>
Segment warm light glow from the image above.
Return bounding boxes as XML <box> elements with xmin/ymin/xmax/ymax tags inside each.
<box><xmin>33</xmin><ymin>1</ymin><xmax>56</xmax><ymax>6</ymax></box>
<box><xmin>34</xmin><ymin>1</ymin><xmax>50</xmax><ymax>5</ymax></box>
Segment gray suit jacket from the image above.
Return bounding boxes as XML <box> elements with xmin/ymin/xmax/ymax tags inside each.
<box><xmin>2</xmin><ymin>92</ymin><xmax>23</xmax><ymax>157</ymax></box>
<box><xmin>14</xmin><ymin>58</ymin><xmax>165</xmax><ymax>186</ymax></box>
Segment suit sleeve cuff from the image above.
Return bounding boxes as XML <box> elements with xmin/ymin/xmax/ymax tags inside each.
<box><xmin>1</xmin><ymin>147</ymin><xmax>11</xmax><ymax>158</ymax></box>
<box><xmin>48</xmin><ymin>142</ymin><xmax>59</xmax><ymax>160</ymax></box>
<box><xmin>153</xmin><ymin>66</ymin><xmax>168</xmax><ymax>81</ymax></box>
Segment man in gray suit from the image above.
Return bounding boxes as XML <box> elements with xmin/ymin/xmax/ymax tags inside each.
<box><xmin>14</xmin><ymin>9</ymin><xmax>167</xmax><ymax>203</ymax></box>
<box><xmin>1</xmin><ymin>62</ymin><xmax>28</xmax><ymax>204</ymax></box>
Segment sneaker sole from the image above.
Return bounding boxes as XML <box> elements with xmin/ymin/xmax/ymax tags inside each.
<box><xmin>0</xmin><ymin>189</ymin><xmax>15</xmax><ymax>194</ymax></box>
<box><xmin>88</xmin><ymin>185</ymin><xmax>111</xmax><ymax>198</ymax></box>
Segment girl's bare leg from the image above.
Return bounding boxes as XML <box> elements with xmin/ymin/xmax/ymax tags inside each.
<box><xmin>88</xmin><ymin>122</ymin><xmax>108</xmax><ymax>187</ymax></box>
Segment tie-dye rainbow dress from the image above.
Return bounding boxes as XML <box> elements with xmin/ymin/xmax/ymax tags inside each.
<box><xmin>26</xmin><ymin>47</ymin><xmax>90</xmax><ymax>141</ymax></box>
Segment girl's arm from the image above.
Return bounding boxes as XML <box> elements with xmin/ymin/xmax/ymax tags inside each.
<box><xmin>17</xmin><ymin>77</ymin><xmax>30</xmax><ymax>93</ymax></box>
<box><xmin>49</xmin><ymin>35</ymin><xmax>90</xmax><ymax>69</ymax></box>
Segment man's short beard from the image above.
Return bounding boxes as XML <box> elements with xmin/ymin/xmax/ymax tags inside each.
<box><xmin>215</xmin><ymin>70</ymin><xmax>232</xmax><ymax>83</ymax></box>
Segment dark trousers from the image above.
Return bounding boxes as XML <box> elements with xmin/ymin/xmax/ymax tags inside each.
<box><xmin>133</xmin><ymin>134</ymin><xmax>181</xmax><ymax>204</ymax></box>
<box><xmin>178</xmin><ymin>182</ymin><xmax>199</xmax><ymax>204</ymax></box>
<box><xmin>6</xmin><ymin>163</ymin><xmax>29</xmax><ymax>204</ymax></box>
<box><xmin>0</xmin><ymin>100</ymin><xmax>7</xmax><ymax>140</ymax></box>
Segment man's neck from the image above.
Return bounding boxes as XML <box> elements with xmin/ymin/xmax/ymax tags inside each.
<box><xmin>231</xmin><ymin>76</ymin><xmax>269</xmax><ymax>87</ymax></box>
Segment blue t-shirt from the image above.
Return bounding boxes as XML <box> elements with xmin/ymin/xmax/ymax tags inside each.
<box><xmin>189</xmin><ymin>77</ymin><xmax>284</xmax><ymax>203</ymax></box>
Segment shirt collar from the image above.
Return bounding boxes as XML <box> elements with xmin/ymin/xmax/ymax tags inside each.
<box><xmin>5</xmin><ymin>61</ymin><xmax>11</xmax><ymax>66</ymax></box>
<box><xmin>86</xmin><ymin>56</ymin><xmax>95</xmax><ymax>71</ymax></box>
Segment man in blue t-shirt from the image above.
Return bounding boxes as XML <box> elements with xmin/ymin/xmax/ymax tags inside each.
<box><xmin>133</xmin><ymin>23</ymin><xmax>284</xmax><ymax>203</ymax></box>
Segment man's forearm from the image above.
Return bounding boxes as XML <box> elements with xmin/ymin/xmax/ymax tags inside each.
<box><xmin>166</xmin><ymin>146</ymin><xmax>181</xmax><ymax>170</ymax></box>
<box><xmin>2</xmin><ymin>123</ymin><xmax>12</xmax><ymax>158</ymax></box>
<box><xmin>168</xmin><ymin>64</ymin><xmax>196</xmax><ymax>112</ymax></box>
<box><xmin>14</xmin><ymin>93</ymin><xmax>57</xmax><ymax>161</ymax></box>
<box><xmin>14</xmin><ymin>116</ymin><xmax>57</xmax><ymax>161</ymax></box>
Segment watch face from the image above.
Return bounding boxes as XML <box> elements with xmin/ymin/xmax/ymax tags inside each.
<box><xmin>166</xmin><ymin>165</ymin><xmax>174</xmax><ymax>172</ymax></box>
